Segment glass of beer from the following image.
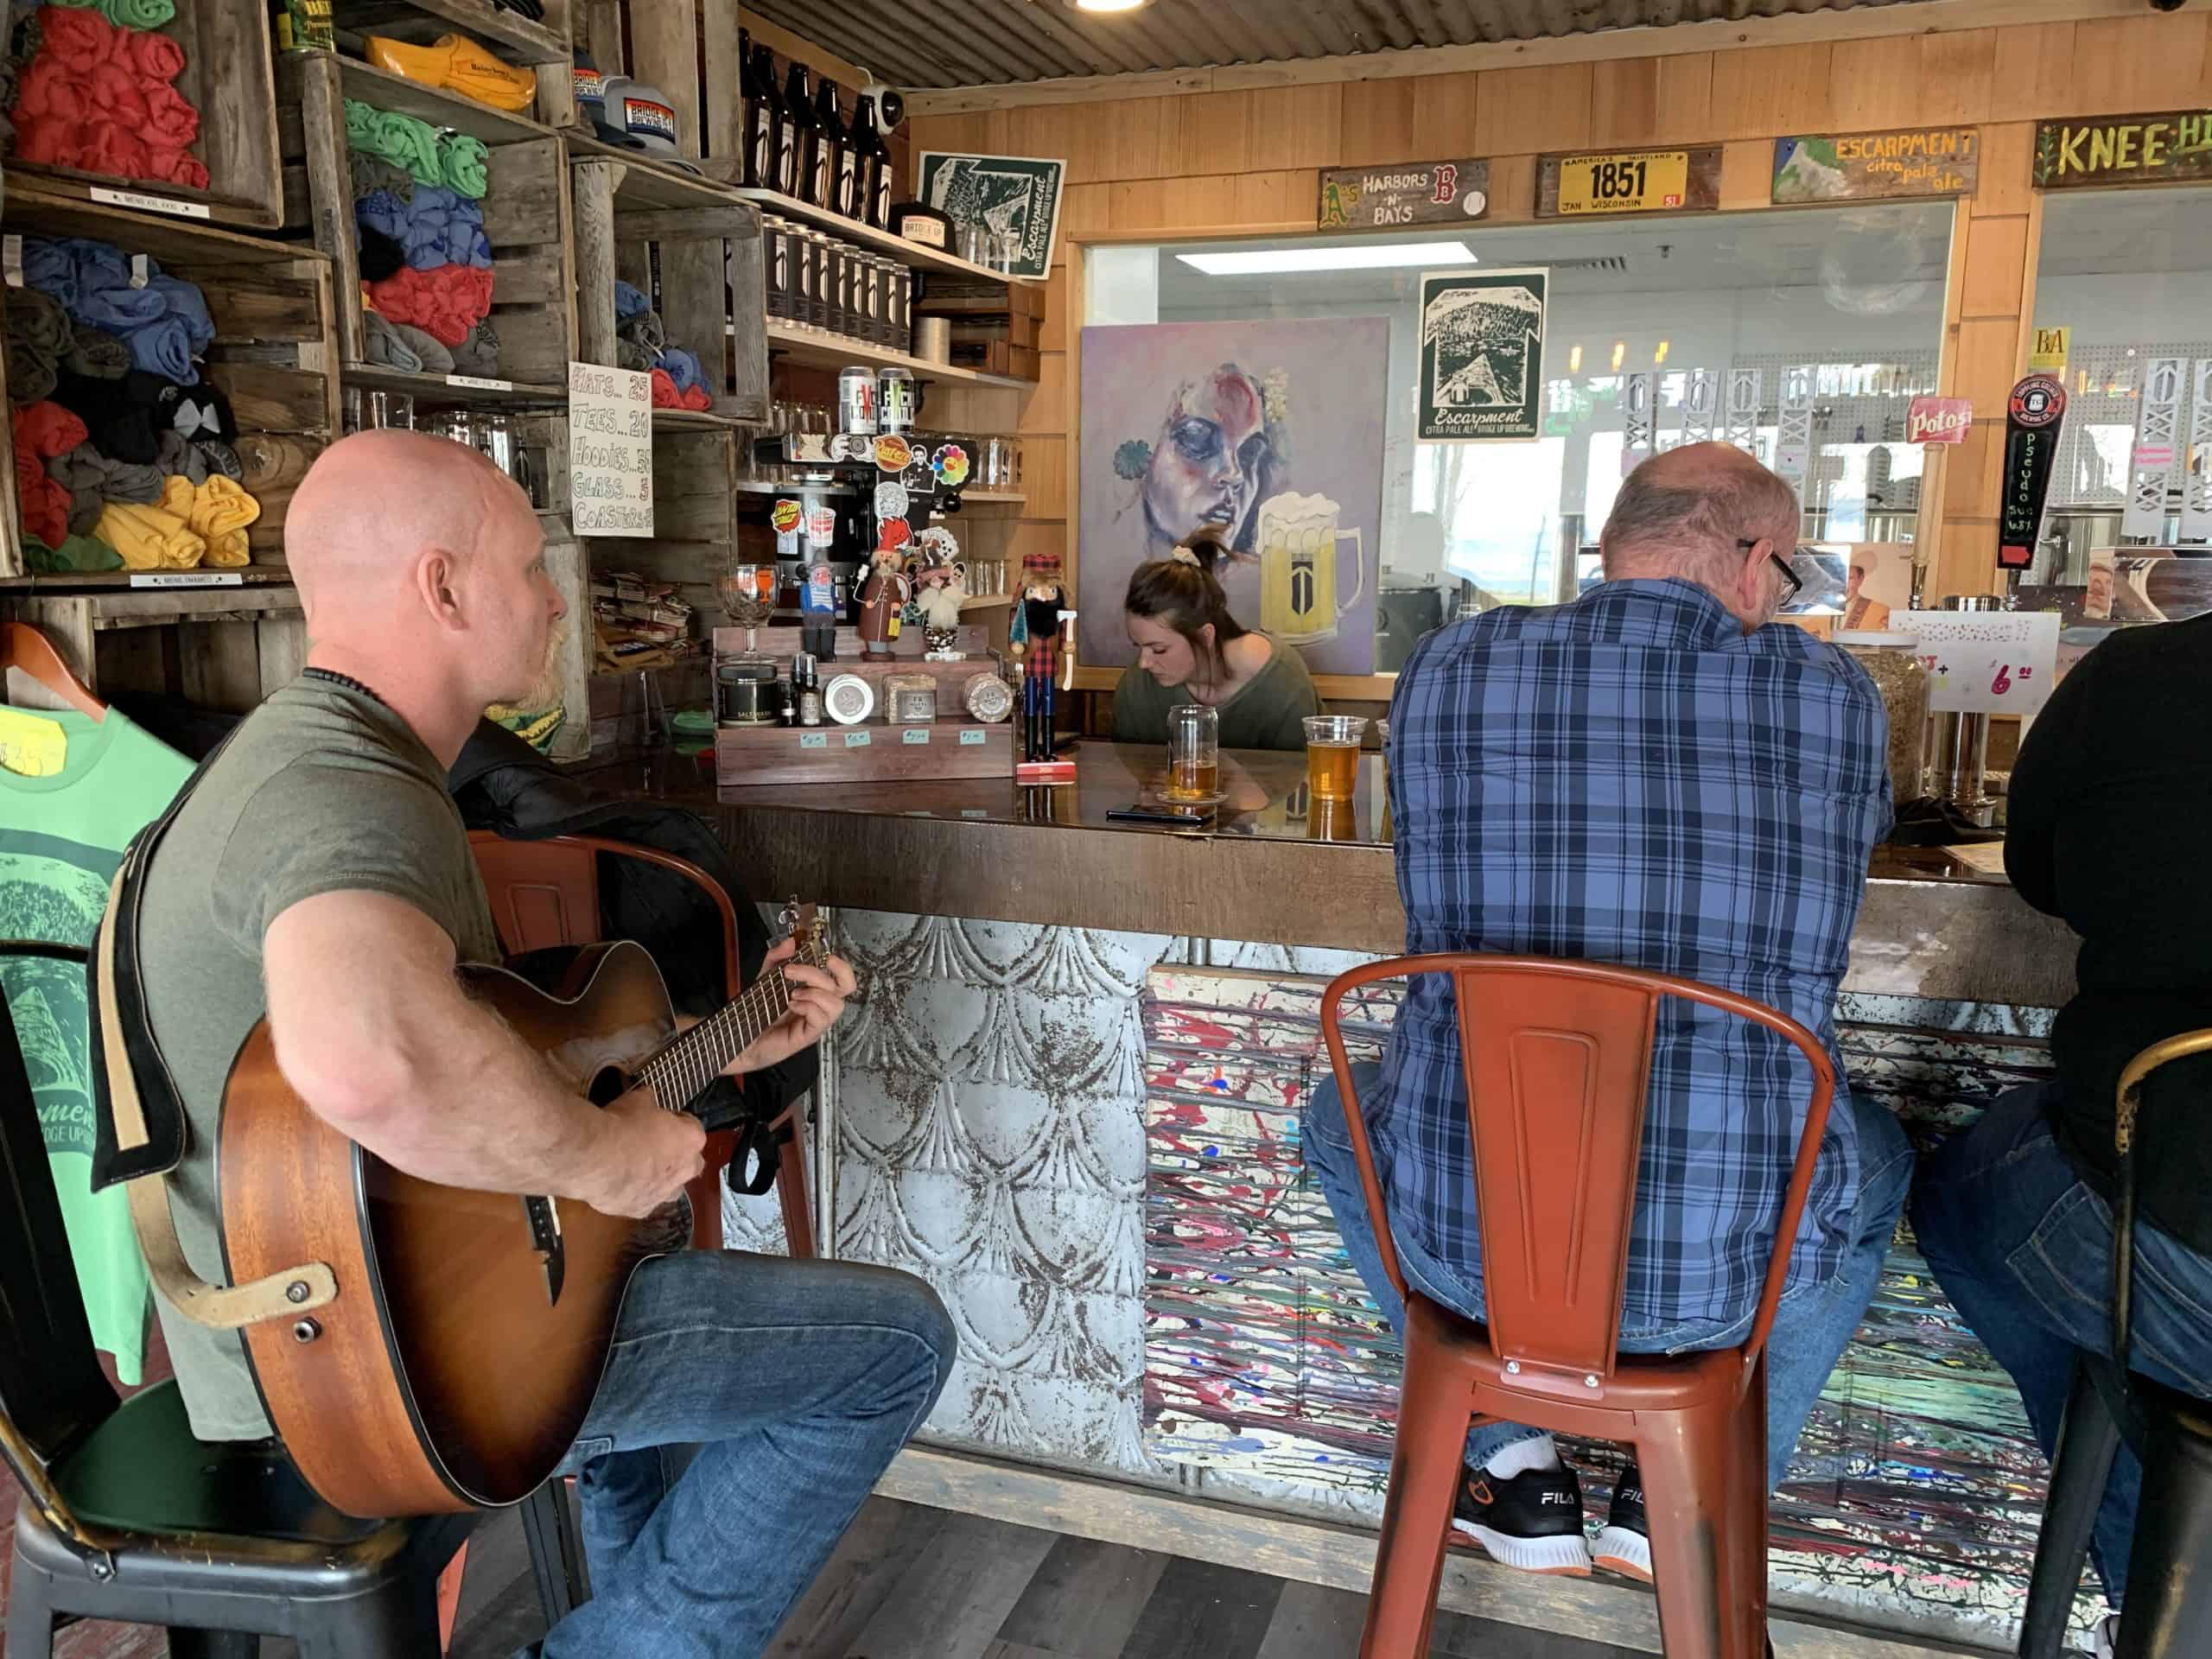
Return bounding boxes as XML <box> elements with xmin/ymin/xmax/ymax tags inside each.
<box><xmin>1302</xmin><ymin>715</ymin><xmax>1367</xmax><ymax>802</ymax></box>
<box><xmin>1166</xmin><ymin>704</ymin><xmax>1220</xmax><ymax>801</ymax></box>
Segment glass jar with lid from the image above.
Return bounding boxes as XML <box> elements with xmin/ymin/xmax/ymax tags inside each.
<box><xmin>1834</xmin><ymin>631</ymin><xmax>1929</xmax><ymax>806</ymax></box>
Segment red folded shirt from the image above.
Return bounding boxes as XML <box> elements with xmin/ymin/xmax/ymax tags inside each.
<box><xmin>13</xmin><ymin>8</ymin><xmax>211</xmax><ymax>193</ymax></box>
<box><xmin>12</xmin><ymin>401</ymin><xmax>91</xmax><ymax>550</ymax></box>
<box><xmin>365</xmin><ymin>264</ymin><xmax>496</xmax><ymax>348</ymax></box>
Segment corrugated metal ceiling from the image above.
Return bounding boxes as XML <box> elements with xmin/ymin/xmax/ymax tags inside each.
<box><xmin>744</xmin><ymin>0</ymin><xmax>1927</xmax><ymax>91</ymax></box>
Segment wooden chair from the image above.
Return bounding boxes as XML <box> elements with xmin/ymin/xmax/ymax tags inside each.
<box><xmin>2018</xmin><ymin>1028</ymin><xmax>2212</xmax><ymax>1659</ymax></box>
<box><xmin>1319</xmin><ymin>953</ymin><xmax>1838</xmax><ymax>1659</ymax></box>
<box><xmin>0</xmin><ymin>942</ymin><xmax>474</xmax><ymax>1658</ymax></box>
<box><xmin>466</xmin><ymin>830</ymin><xmax>819</xmax><ymax>1623</ymax></box>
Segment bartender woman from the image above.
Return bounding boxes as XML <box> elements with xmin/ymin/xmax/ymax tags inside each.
<box><xmin>1113</xmin><ymin>538</ymin><xmax>1319</xmax><ymax>751</ymax></box>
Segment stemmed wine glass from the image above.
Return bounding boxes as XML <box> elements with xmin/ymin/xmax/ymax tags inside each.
<box><xmin>719</xmin><ymin>562</ymin><xmax>774</xmax><ymax>662</ymax></box>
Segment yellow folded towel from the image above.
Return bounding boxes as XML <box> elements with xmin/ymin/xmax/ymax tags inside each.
<box><xmin>160</xmin><ymin>474</ymin><xmax>263</xmax><ymax>569</ymax></box>
<box><xmin>97</xmin><ymin>499</ymin><xmax>206</xmax><ymax>570</ymax></box>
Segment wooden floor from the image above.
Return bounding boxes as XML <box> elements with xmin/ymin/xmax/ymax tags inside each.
<box><xmin>7</xmin><ymin>1495</ymin><xmax>1645</xmax><ymax>1659</ymax></box>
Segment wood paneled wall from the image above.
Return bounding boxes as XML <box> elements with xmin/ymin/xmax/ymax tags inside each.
<box><xmin>909</xmin><ymin>10</ymin><xmax>2212</xmax><ymax>625</ymax></box>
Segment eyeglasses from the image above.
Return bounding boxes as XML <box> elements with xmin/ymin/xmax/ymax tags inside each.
<box><xmin>1738</xmin><ymin>537</ymin><xmax>1802</xmax><ymax>603</ymax></box>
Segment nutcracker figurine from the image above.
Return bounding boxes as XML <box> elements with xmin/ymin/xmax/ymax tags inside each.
<box><xmin>856</xmin><ymin>540</ymin><xmax>910</xmax><ymax>661</ymax></box>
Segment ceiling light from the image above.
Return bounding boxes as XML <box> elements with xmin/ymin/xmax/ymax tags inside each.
<box><xmin>1654</xmin><ymin>340</ymin><xmax>1670</xmax><ymax>365</ymax></box>
<box><xmin>1067</xmin><ymin>0</ymin><xmax>1154</xmax><ymax>11</ymax></box>
<box><xmin>1177</xmin><ymin>241</ymin><xmax>1477</xmax><ymax>276</ymax></box>
<box><xmin>1568</xmin><ymin>344</ymin><xmax>1583</xmax><ymax>374</ymax></box>
<box><xmin>1611</xmin><ymin>340</ymin><xmax>1626</xmax><ymax>372</ymax></box>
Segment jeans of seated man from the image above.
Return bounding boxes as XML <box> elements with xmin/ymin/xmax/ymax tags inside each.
<box><xmin>1912</xmin><ymin>1080</ymin><xmax>2212</xmax><ymax>1611</ymax></box>
<box><xmin>516</xmin><ymin>1248</ymin><xmax>956</xmax><ymax>1659</ymax></box>
<box><xmin>1304</xmin><ymin>1059</ymin><xmax>1914</xmax><ymax>1493</ymax></box>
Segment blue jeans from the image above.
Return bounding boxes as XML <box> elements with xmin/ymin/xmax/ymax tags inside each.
<box><xmin>1911</xmin><ymin>1081</ymin><xmax>2212</xmax><ymax>1610</ymax></box>
<box><xmin>520</xmin><ymin>1248</ymin><xmax>956</xmax><ymax>1658</ymax></box>
<box><xmin>1304</xmin><ymin>1060</ymin><xmax>1914</xmax><ymax>1492</ymax></box>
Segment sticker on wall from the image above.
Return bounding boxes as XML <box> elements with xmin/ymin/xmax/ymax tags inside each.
<box><xmin>804</xmin><ymin>502</ymin><xmax>838</xmax><ymax>550</ymax></box>
<box><xmin>874</xmin><ymin>480</ymin><xmax>910</xmax><ymax>523</ymax></box>
<box><xmin>2028</xmin><ymin>327</ymin><xmax>2070</xmax><ymax>374</ymax></box>
<box><xmin>932</xmin><ymin>443</ymin><xmax>971</xmax><ymax>486</ymax></box>
<box><xmin>874</xmin><ymin>434</ymin><xmax>913</xmax><ymax>473</ymax></box>
<box><xmin>771</xmin><ymin>497</ymin><xmax>804</xmax><ymax>557</ymax></box>
<box><xmin>877</xmin><ymin>517</ymin><xmax>913</xmax><ymax>553</ymax></box>
<box><xmin>1907</xmin><ymin>397</ymin><xmax>1973</xmax><ymax>444</ymax></box>
<box><xmin>1416</xmin><ymin>267</ymin><xmax>1548</xmax><ymax>442</ymax></box>
<box><xmin>2123</xmin><ymin>356</ymin><xmax>2186</xmax><ymax>541</ymax></box>
<box><xmin>1999</xmin><ymin>374</ymin><xmax>2068</xmax><ymax>569</ymax></box>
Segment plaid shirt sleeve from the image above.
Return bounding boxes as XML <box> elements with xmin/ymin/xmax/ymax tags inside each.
<box><xmin>1375</xmin><ymin>579</ymin><xmax>1891</xmax><ymax>1328</ymax></box>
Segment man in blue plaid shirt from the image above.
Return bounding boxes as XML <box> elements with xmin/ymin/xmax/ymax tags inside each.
<box><xmin>1305</xmin><ymin>443</ymin><xmax>1910</xmax><ymax>1580</ymax></box>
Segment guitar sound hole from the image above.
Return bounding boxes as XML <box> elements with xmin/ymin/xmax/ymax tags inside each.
<box><xmin>587</xmin><ymin>1065</ymin><xmax>628</xmax><ymax>1107</ymax></box>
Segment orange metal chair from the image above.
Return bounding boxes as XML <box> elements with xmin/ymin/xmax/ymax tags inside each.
<box><xmin>467</xmin><ymin>830</ymin><xmax>815</xmax><ymax>1259</ymax></box>
<box><xmin>1319</xmin><ymin>954</ymin><xmax>1837</xmax><ymax>1659</ymax></box>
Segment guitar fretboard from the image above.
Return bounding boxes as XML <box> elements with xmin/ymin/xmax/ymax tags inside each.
<box><xmin>631</xmin><ymin>932</ymin><xmax>829</xmax><ymax>1115</ymax></box>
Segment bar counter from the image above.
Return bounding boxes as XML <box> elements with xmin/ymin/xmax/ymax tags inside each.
<box><xmin>579</xmin><ymin>740</ymin><xmax>2075</xmax><ymax>1008</ymax></box>
<box><xmin>585</xmin><ymin>740</ymin><xmax>2080</xmax><ymax>1658</ymax></box>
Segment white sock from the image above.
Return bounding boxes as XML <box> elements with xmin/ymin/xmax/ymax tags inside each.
<box><xmin>1484</xmin><ymin>1434</ymin><xmax>1562</xmax><ymax>1480</ymax></box>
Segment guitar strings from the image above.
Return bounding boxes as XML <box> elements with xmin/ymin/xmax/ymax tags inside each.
<box><xmin>631</xmin><ymin>931</ymin><xmax>830</xmax><ymax>1112</ymax></box>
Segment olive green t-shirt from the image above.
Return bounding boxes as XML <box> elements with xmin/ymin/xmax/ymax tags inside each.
<box><xmin>137</xmin><ymin>677</ymin><xmax>502</xmax><ymax>1442</ymax></box>
<box><xmin>1111</xmin><ymin>633</ymin><xmax>1322</xmax><ymax>753</ymax></box>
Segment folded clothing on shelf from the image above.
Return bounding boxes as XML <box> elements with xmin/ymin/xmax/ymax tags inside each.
<box><xmin>12</xmin><ymin>5</ymin><xmax>208</xmax><ymax>191</ymax></box>
<box><xmin>365</xmin><ymin>264</ymin><xmax>495</xmax><ymax>348</ymax></box>
<box><xmin>12</xmin><ymin>397</ymin><xmax>89</xmax><ymax>548</ymax></box>
<box><xmin>343</xmin><ymin>97</ymin><xmax>489</xmax><ymax>199</ymax></box>
<box><xmin>22</xmin><ymin>234</ymin><xmax>213</xmax><ymax>381</ymax></box>
<box><xmin>357</xmin><ymin>186</ymin><xmax>492</xmax><ymax>271</ymax></box>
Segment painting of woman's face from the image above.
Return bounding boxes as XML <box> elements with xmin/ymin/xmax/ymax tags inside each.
<box><xmin>1142</xmin><ymin>368</ymin><xmax>1268</xmax><ymax>551</ymax></box>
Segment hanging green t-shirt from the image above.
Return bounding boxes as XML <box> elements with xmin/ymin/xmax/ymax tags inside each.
<box><xmin>0</xmin><ymin>703</ymin><xmax>194</xmax><ymax>1384</ymax></box>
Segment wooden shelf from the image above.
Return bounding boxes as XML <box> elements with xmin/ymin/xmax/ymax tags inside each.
<box><xmin>957</xmin><ymin>491</ymin><xmax>1028</xmax><ymax>505</ymax></box>
<box><xmin>736</xmin><ymin>480</ymin><xmax>857</xmax><ymax>498</ymax></box>
<box><xmin>569</xmin><ymin>135</ymin><xmax>752</xmax><ymax>211</ymax></box>
<box><xmin>342</xmin><ymin>365</ymin><xmax>567</xmax><ymax>406</ymax></box>
<box><xmin>652</xmin><ymin>408</ymin><xmax>754</xmax><ymax>432</ymax></box>
<box><xmin>334</xmin><ymin>56</ymin><xmax>556</xmax><ymax>143</ymax></box>
<box><xmin>765</xmin><ymin>323</ymin><xmax>1034</xmax><ymax>390</ymax></box>
<box><xmin>0</xmin><ymin>569</ymin><xmax>295</xmax><ymax>592</ymax></box>
<box><xmin>958</xmin><ymin>593</ymin><xmax>1014</xmax><ymax>613</ymax></box>
<box><xmin>732</xmin><ymin>187</ymin><xmax>1037</xmax><ymax>287</ymax></box>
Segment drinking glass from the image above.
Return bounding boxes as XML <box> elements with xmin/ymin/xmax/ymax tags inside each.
<box><xmin>1165</xmin><ymin>704</ymin><xmax>1219</xmax><ymax>801</ymax></box>
<box><xmin>1302</xmin><ymin>715</ymin><xmax>1368</xmax><ymax>802</ymax></box>
<box><xmin>719</xmin><ymin>562</ymin><xmax>775</xmax><ymax>661</ymax></box>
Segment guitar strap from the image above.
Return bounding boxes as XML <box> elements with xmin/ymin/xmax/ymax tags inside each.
<box><xmin>88</xmin><ymin>732</ymin><xmax>337</xmax><ymax>1328</ymax></box>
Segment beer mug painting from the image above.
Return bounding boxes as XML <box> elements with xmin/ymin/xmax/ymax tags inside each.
<box><xmin>1256</xmin><ymin>492</ymin><xmax>1365</xmax><ymax>647</ymax></box>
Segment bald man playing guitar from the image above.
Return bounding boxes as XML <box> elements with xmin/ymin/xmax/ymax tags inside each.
<box><xmin>131</xmin><ymin>430</ymin><xmax>954</xmax><ymax>1658</ymax></box>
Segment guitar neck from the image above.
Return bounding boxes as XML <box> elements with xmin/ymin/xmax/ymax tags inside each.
<box><xmin>631</xmin><ymin>937</ymin><xmax>824</xmax><ymax>1115</ymax></box>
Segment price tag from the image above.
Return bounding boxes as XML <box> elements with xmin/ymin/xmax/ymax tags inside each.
<box><xmin>1554</xmin><ymin>150</ymin><xmax>1689</xmax><ymax>215</ymax></box>
<box><xmin>90</xmin><ymin>186</ymin><xmax>210</xmax><ymax>220</ymax></box>
<box><xmin>130</xmin><ymin>571</ymin><xmax>243</xmax><ymax>588</ymax></box>
<box><xmin>1898</xmin><ymin>609</ymin><xmax>2062</xmax><ymax>716</ymax></box>
<box><xmin>447</xmin><ymin>374</ymin><xmax>514</xmax><ymax>391</ymax></box>
<box><xmin>3</xmin><ymin>236</ymin><xmax>22</xmax><ymax>289</ymax></box>
<box><xmin>958</xmin><ymin>728</ymin><xmax>987</xmax><ymax>747</ymax></box>
<box><xmin>901</xmin><ymin>728</ymin><xmax>930</xmax><ymax>745</ymax></box>
<box><xmin>843</xmin><ymin>730</ymin><xmax>871</xmax><ymax>747</ymax></box>
<box><xmin>130</xmin><ymin>255</ymin><xmax>151</xmax><ymax>289</ymax></box>
<box><xmin>567</xmin><ymin>360</ymin><xmax>653</xmax><ymax>536</ymax></box>
<box><xmin>799</xmin><ymin>732</ymin><xmax>828</xmax><ymax>749</ymax></box>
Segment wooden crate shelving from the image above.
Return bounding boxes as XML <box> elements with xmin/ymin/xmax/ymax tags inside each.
<box><xmin>333</xmin><ymin>0</ymin><xmax>575</xmax><ymax>128</ymax></box>
<box><xmin>569</xmin><ymin>144</ymin><xmax>769</xmax><ymax>423</ymax></box>
<box><xmin>3</xmin><ymin>0</ymin><xmax>285</xmax><ymax>229</ymax></box>
<box><xmin>4</xmin><ymin>583</ymin><xmax>306</xmax><ymax>713</ymax></box>
<box><xmin>0</xmin><ymin>188</ymin><xmax>341</xmax><ymax>580</ymax></box>
<box><xmin>277</xmin><ymin>53</ymin><xmax>577</xmax><ymax>402</ymax></box>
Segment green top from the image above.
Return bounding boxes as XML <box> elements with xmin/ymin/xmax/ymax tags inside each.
<box><xmin>138</xmin><ymin>676</ymin><xmax>503</xmax><ymax>1442</ymax></box>
<box><xmin>0</xmin><ymin>706</ymin><xmax>194</xmax><ymax>1386</ymax></box>
<box><xmin>1111</xmin><ymin>634</ymin><xmax>1322</xmax><ymax>753</ymax></box>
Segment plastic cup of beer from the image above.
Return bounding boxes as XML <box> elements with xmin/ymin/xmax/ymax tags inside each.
<box><xmin>1302</xmin><ymin>715</ymin><xmax>1367</xmax><ymax>802</ymax></box>
<box><xmin>1166</xmin><ymin>704</ymin><xmax>1220</xmax><ymax>801</ymax></box>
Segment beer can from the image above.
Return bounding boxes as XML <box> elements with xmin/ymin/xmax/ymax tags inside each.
<box><xmin>763</xmin><ymin>219</ymin><xmax>793</xmax><ymax>322</ymax></box>
<box><xmin>838</xmin><ymin>366</ymin><xmax>878</xmax><ymax>436</ymax></box>
<box><xmin>796</xmin><ymin>232</ymin><xmax>823</xmax><ymax>330</ymax></box>
<box><xmin>822</xmin><ymin>240</ymin><xmax>848</xmax><ymax>337</ymax></box>
<box><xmin>877</xmin><ymin>368</ymin><xmax>916</xmax><ymax>435</ymax></box>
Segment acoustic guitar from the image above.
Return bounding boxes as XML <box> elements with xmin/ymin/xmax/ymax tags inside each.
<box><xmin>217</xmin><ymin>903</ymin><xmax>829</xmax><ymax>1519</ymax></box>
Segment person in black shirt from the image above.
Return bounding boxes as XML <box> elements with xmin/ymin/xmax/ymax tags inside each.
<box><xmin>1912</xmin><ymin>613</ymin><xmax>2212</xmax><ymax>1655</ymax></box>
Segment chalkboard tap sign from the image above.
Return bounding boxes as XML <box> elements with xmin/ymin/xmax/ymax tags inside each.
<box><xmin>1999</xmin><ymin>375</ymin><xmax>2067</xmax><ymax>571</ymax></box>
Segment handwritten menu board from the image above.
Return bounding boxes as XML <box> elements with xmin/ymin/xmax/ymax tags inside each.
<box><xmin>1898</xmin><ymin>609</ymin><xmax>2061</xmax><ymax>717</ymax></box>
<box><xmin>569</xmin><ymin>361</ymin><xmax>653</xmax><ymax>537</ymax></box>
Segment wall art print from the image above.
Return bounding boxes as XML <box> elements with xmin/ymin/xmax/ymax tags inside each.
<box><xmin>1077</xmin><ymin>315</ymin><xmax>1388</xmax><ymax>677</ymax></box>
<box><xmin>1418</xmin><ymin>267</ymin><xmax>1548</xmax><ymax>443</ymax></box>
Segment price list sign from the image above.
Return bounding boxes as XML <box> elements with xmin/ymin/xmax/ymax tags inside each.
<box><xmin>569</xmin><ymin>361</ymin><xmax>653</xmax><ymax>537</ymax></box>
<box><xmin>1898</xmin><ymin>609</ymin><xmax>2062</xmax><ymax>717</ymax></box>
